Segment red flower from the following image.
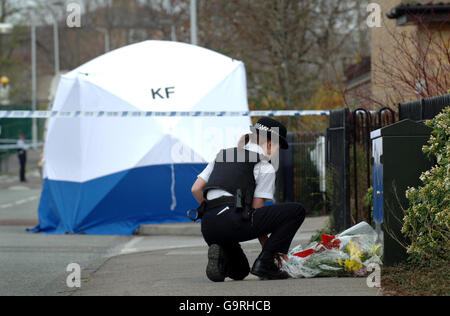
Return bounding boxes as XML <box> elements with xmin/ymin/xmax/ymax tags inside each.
<box><xmin>293</xmin><ymin>235</ymin><xmax>341</xmax><ymax>258</ymax></box>
<box><xmin>294</xmin><ymin>249</ymin><xmax>315</xmax><ymax>258</ymax></box>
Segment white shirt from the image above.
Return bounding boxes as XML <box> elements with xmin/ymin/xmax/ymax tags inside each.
<box><xmin>17</xmin><ymin>139</ymin><xmax>29</xmax><ymax>151</ymax></box>
<box><xmin>198</xmin><ymin>142</ymin><xmax>276</xmax><ymax>201</ymax></box>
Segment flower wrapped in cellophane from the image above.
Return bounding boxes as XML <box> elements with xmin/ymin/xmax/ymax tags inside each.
<box><xmin>282</xmin><ymin>222</ymin><xmax>383</xmax><ymax>278</ymax></box>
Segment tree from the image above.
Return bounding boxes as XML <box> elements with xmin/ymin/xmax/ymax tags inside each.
<box><xmin>345</xmin><ymin>13</ymin><xmax>450</xmax><ymax>110</ymax></box>
<box><xmin>206</xmin><ymin>0</ymin><xmax>316</xmax><ymax>110</ymax></box>
<box><xmin>307</xmin><ymin>0</ymin><xmax>370</xmax><ymax>82</ymax></box>
<box><xmin>193</xmin><ymin>0</ymin><xmax>368</xmax><ymax>120</ymax></box>
<box><xmin>0</xmin><ymin>0</ymin><xmax>31</xmax><ymax>104</ymax></box>
<box><xmin>373</xmin><ymin>18</ymin><xmax>450</xmax><ymax>105</ymax></box>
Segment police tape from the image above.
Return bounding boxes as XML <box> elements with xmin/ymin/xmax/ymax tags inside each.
<box><xmin>0</xmin><ymin>142</ymin><xmax>44</xmax><ymax>150</ymax></box>
<box><xmin>0</xmin><ymin>110</ymin><xmax>330</xmax><ymax>119</ymax></box>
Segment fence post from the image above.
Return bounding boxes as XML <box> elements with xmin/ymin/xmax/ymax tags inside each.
<box><xmin>352</xmin><ymin>108</ymin><xmax>372</xmax><ymax>225</ymax></box>
<box><xmin>282</xmin><ymin>132</ymin><xmax>295</xmax><ymax>202</ymax></box>
<box><xmin>327</xmin><ymin>108</ymin><xmax>351</xmax><ymax>232</ymax></box>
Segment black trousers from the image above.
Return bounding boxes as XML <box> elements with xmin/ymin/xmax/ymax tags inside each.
<box><xmin>18</xmin><ymin>151</ymin><xmax>27</xmax><ymax>182</ymax></box>
<box><xmin>201</xmin><ymin>202</ymin><xmax>306</xmax><ymax>269</ymax></box>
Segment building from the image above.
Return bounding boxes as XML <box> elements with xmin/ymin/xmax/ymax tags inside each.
<box><xmin>8</xmin><ymin>1</ymin><xmax>175</xmax><ymax>107</ymax></box>
<box><xmin>343</xmin><ymin>56</ymin><xmax>372</xmax><ymax>109</ymax></box>
<box><xmin>345</xmin><ymin>0</ymin><xmax>450</xmax><ymax>110</ymax></box>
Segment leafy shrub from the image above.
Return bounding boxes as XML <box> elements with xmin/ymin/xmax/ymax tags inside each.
<box><xmin>402</xmin><ymin>107</ymin><xmax>450</xmax><ymax>262</ymax></box>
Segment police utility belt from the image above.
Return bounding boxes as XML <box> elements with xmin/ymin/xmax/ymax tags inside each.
<box><xmin>187</xmin><ymin>189</ymin><xmax>255</xmax><ymax>222</ymax></box>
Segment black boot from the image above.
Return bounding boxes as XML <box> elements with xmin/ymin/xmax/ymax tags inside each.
<box><xmin>206</xmin><ymin>244</ymin><xmax>229</xmax><ymax>282</ymax></box>
<box><xmin>251</xmin><ymin>252</ymin><xmax>290</xmax><ymax>280</ymax></box>
<box><xmin>226</xmin><ymin>245</ymin><xmax>250</xmax><ymax>281</ymax></box>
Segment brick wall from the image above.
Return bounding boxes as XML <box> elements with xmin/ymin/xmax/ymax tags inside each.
<box><xmin>371</xmin><ymin>0</ymin><xmax>450</xmax><ymax>106</ymax></box>
<box><xmin>371</xmin><ymin>0</ymin><xmax>419</xmax><ymax>107</ymax></box>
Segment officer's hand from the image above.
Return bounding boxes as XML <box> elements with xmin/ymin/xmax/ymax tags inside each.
<box><xmin>258</xmin><ymin>235</ymin><xmax>268</xmax><ymax>247</ymax></box>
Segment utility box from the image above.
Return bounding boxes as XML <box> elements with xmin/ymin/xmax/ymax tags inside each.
<box><xmin>371</xmin><ymin>120</ymin><xmax>433</xmax><ymax>266</ymax></box>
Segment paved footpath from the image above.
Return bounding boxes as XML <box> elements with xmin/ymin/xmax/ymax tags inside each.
<box><xmin>0</xmin><ymin>148</ymin><xmax>43</xmax><ymax>191</ymax></box>
<box><xmin>65</xmin><ymin>217</ymin><xmax>380</xmax><ymax>296</ymax></box>
<box><xmin>0</xmin><ymin>182</ymin><xmax>380</xmax><ymax>296</ymax></box>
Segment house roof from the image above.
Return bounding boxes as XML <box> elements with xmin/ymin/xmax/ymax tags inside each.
<box><xmin>344</xmin><ymin>56</ymin><xmax>371</xmax><ymax>83</ymax></box>
<box><xmin>387</xmin><ymin>2</ymin><xmax>450</xmax><ymax>21</ymax></box>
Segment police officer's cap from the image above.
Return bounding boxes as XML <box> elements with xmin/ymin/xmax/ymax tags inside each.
<box><xmin>250</xmin><ymin>117</ymin><xmax>289</xmax><ymax>150</ymax></box>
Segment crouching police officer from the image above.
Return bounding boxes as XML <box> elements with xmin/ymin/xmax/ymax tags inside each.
<box><xmin>190</xmin><ymin>118</ymin><xmax>306</xmax><ymax>281</ymax></box>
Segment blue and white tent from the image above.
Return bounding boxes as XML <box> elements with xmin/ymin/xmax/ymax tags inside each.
<box><xmin>34</xmin><ymin>41</ymin><xmax>251</xmax><ymax>235</ymax></box>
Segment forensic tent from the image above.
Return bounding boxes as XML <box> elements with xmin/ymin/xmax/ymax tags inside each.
<box><xmin>33</xmin><ymin>41</ymin><xmax>251</xmax><ymax>235</ymax></box>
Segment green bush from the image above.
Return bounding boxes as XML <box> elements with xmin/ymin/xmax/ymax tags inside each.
<box><xmin>402</xmin><ymin>107</ymin><xmax>450</xmax><ymax>262</ymax></box>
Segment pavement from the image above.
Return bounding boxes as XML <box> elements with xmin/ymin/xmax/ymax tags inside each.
<box><xmin>71</xmin><ymin>247</ymin><xmax>378</xmax><ymax>296</ymax></box>
<box><xmin>0</xmin><ymin>148</ymin><xmax>43</xmax><ymax>190</ymax></box>
<box><xmin>136</xmin><ymin>215</ymin><xmax>329</xmax><ymax>237</ymax></box>
<box><xmin>0</xmin><ymin>157</ymin><xmax>380</xmax><ymax>296</ymax></box>
<box><xmin>67</xmin><ymin>216</ymin><xmax>379</xmax><ymax>297</ymax></box>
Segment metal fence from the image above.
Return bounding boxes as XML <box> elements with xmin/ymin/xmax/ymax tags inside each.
<box><xmin>399</xmin><ymin>93</ymin><xmax>450</xmax><ymax>122</ymax></box>
<box><xmin>326</xmin><ymin>109</ymin><xmax>351</xmax><ymax>232</ymax></box>
<box><xmin>0</xmin><ymin>105</ymin><xmax>45</xmax><ymax>173</ymax></box>
<box><xmin>276</xmin><ymin>132</ymin><xmax>327</xmax><ymax>216</ymax></box>
<box><xmin>325</xmin><ymin>93</ymin><xmax>449</xmax><ymax>232</ymax></box>
<box><xmin>325</xmin><ymin>108</ymin><xmax>398</xmax><ymax>232</ymax></box>
<box><xmin>349</xmin><ymin>108</ymin><xmax>396</xmax><ymax>227</ymax></box>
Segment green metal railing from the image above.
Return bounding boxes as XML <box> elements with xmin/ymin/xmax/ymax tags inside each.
<box><xmin>0</xmin><ymin>105</ymin><xmax>45</xmax><ymax>173</ymax></box>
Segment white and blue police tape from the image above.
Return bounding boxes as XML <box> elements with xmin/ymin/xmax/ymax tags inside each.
<box><xmin>0</xmin><ymin>110</ymin><xmax>330</xmax><ymax>119</ymax></box>
<box><xmin>0</xmin><ymin>142</ymin><xmax>44</xmax><ymax>150</ymax></box>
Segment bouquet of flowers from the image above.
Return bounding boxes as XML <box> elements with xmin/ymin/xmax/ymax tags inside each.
<box><xmin>282</xmin><ymin>222</ymin><xmax>383</xmax><ymax>278</ymax></box>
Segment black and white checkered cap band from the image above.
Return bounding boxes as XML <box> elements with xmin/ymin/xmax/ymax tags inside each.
<box><xmin>253</xmin><ymin>123</ymin><xmax>282</xmax><ymax>138</ymax></box>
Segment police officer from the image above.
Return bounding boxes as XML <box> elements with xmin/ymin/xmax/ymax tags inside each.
<box><xmin>17</xmin><ymin>134</ymin><xmax>28</xmax><ymax>183</ymax></box>
<box><xmin>191</xmin><ymin>118</ymin><xmax>306</xmax><ymax>281</ymax></box>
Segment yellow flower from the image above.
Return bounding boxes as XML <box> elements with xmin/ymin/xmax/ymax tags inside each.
<box><xmin>343</xmin><ymin>241</ymin><xmax>364</xmax><ymax>272</ymax></box>
<box><xmin>369</xmin><ymin>244</ymin><xmax>382</xmax><ymax>257</ymax></box>
<box><xmin>344</xmin><ymin>258</ymin><xmax>363</xmax><ymax>272</ymax></box>
<box><xmin>346</xmin><ymin>240</ymin><xmax>362</xmax><ymax>259</ymax></box>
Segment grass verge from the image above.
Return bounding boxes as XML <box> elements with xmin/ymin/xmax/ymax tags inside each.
<box><xmin>382</xmin><ymin>260</ymin><xmax>450</xmax><ymax>296</ymax></box>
